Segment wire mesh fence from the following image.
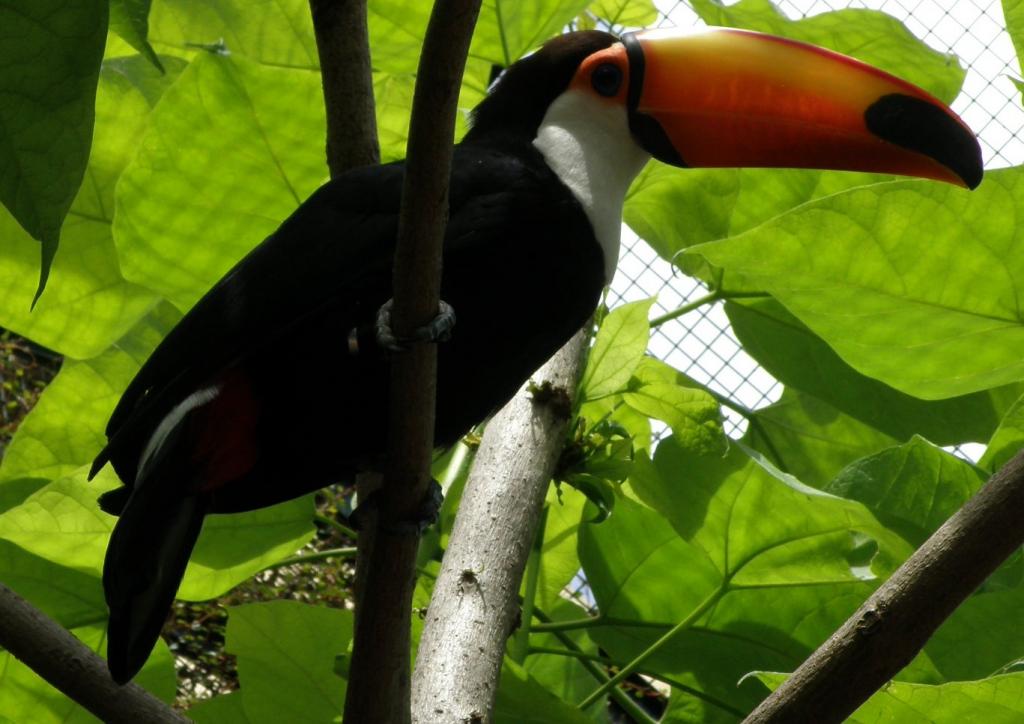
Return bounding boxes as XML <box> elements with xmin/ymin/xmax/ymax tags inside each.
<box><xmin>607</xmin><ymin>0</ymin><xmax>1024</xmax><ymax>440</ymax></box>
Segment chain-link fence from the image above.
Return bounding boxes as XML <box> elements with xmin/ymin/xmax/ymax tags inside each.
<box><xmin>607</xmin><ymin>0</ymin><xmax>1023</xmax><ymax>441</ymax></box>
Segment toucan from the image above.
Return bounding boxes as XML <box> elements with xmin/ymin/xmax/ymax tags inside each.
<box><xmin>92</xmin><ymin>28</ymin><xmax>983</xmax><ymax>684</ymax></box>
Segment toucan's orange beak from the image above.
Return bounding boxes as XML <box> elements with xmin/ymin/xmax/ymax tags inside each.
<box><xmin>622</xmin><ymin>27</ymin><xmax>983</xmax><ymax>189</ymax></box>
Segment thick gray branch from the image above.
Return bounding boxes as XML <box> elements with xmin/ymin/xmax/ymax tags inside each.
<box><xmin>0</xmin><ymin>583</ymin><xmax>187</xmax><ymax>723</ymax></box>
<box><xmin>411</xmin><ymin>330</ymin><xmax>588</xmax><ymax>723</ymax></box>
<box><xmin>745</xmin><ymin>449</ymin><xmax>1024</xmax><ymax>723</ymax></box>
<box><xmin>343</xmin><ymin>2</ymin><xmax>481</xmax><ymax>722</ymax></box>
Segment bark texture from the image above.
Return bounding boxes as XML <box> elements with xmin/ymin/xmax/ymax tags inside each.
<box><xmin>309</xmin><ymin>0</ymin><xmax>380</xmax><ymax>173</ymax></box>
<box><xmin>411</xmin><ymin>330</ymin><xmax>589</xmax><ymax>723</ymax></box>
<box><xmin>343</xmin><ymin>1</ymin><xmax>482</xmax><ymax>722</ymax></box>
<box><xmin>0</xmin><ymin>583</ymin><xmax>187</xmax><ymax>723</ymax></box>
<box><xmin>744</xmin><ymin>448</ymin><xmax>1024</xmax><ymax>723</ymax></box>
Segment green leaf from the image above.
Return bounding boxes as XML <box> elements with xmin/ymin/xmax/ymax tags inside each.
<box><xmin>624</xmin><ymin>0</ymin><xmax>967</xmax><ymax>264</ymax></box>
<box><xmin>0</xmin><ymin>624</ymin><xmax>175</xmax><ymax>721</ymax></box>
<box><xmin>1005</xmin><ymin>0</ymin><xmax>1024</xmax><ymax>78</ymax></box>
<box><xmin>522</xmin><ymin>599</ymin><xmax>607</xmax><ymax>710</ymax></box>
<box><xmin>495</xmin><ymin>658</ymin><xmax>593</xmax><ymax>724</ymax></box>
<box><xmin>536</xmin><ymin>490</ymin><xmax>587</xmax><ymax>610</ymax></box>
<box><xmin>634</xmin><ymin>441</ymin><xmax>912</xmax><ymax>586</ymax></box>
<box><xmin>683</xmin><ymin>170</ymin><xmax>1024</xmax><ymax>399</ymax></box>
<box><xmin>579</xmin><ymin>442</ymin><xmax>928</xmax><ymax>716</ymax></box>
<box><xmin>755</xmin><ymin>672</ymin><xmax>1024</xmax><ymax>723</ymax></box>
<box><xmin>728</xmin><ymin>298</ymin><xmax>1022</xmax><ymax>447</ymax></box>
<box><xmin>980</xmin><ymin>391</ymin><xmax>1024</xmax><ymax>472</ymax></box>
<box><xmin>689</xmin><ymin>0</ymin><xmax>965</xmax><ymax>103</ymax></box>
<box><xmin>625</xmin><ymin>163</ymin><xmax>885</xmax><ymax>263</ymax></box>
<box><xmin>0</xmin><ymin>54</ymin><xmax>185</xmax><ymax>358</ymax></box>
<box><xmin>224</xmin><ymin>601</ymin><xmax>353</xmax><ymax>722</ymax></box>
<box><xmin>148</xmin><ymin>0</ymin><xmax>318</xmax><ymax>69</ymax></box>
<box><xmin>587</xmin><ymin>0</ymin><xmax>657</xmax><ymax>28</ymax></box>
<box><xmin>179</xmin><ymin>495</ymin><xmax>316</xmax><ymax>600</ymax></box>
<box><xmin>825</xmin><ymin>436</ymin><xmax>987</xmax><ymax>547</ymax></box>
<box><xmin>0</xmin><ymin>0</ymin><xmax>109</xmax><ymax>298</ymax></box>
<box><xmin>0</xmin><ymin>304</ymin><xmax>179</xmax><ymax>484</ymax></box>
<box><xmin>188</xmin><ymin>691</ymin><xmax>251</xmax><ymax>723</ymax></box>
<box><xmin>621</xmin><ymin>383</ymin><xmax>723</xmax><ymax>453</ymax></box>
<box><xmin>0</xmin><ymin>467</ymin><xmax>314</xmax><ymax>601</ymax></box>
<box><xmin>113</xmin><ymin>52</ymin><xmax>329</xmax><ymax>310</ymax></box>
<box><xmin>109</xmin><ymin>0</ymin><xmax>163</xmax><ymax>72</ymax></box>
<box><xmin>0</xmin><ymin>540</ymin><xmax>106</xmax><ymax>629</ymax></box>
<box><xmin>472</xmin><ymin>0</ymin><xmax>592</xmax><ymax>67</ymax></box>
<box><xmin>744</xmin><ymin>388</ymin><xmax>899</xmax><ymax>489</ymax></box>
<box><xmin>580</xmin><ymin>298</ymin><xmax>654</xmax><ymax>401</ymax></box>
<box><xmin>926</xmin><ymin>587</ymin><xmax>1024</xmax><ymax>681</ymax></box>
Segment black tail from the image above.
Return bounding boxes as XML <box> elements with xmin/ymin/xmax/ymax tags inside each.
<box><xmin>103</xmin><ymin>480</ymin><xmax>207</xmax><ymax>684</ymax></box>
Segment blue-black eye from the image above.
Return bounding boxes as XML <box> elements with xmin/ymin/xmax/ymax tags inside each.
<box><xmin>592</xmin><ymin>63</ymin><xmax>623</xmax><ymax>97</ymax></box>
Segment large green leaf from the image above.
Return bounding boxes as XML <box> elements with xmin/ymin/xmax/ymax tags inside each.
<box><xmin>109</xmin><ymin>0</ymin><xmax>163</xmax><ymax>71</ymax></box>
<box><xmin>113</xmin><ymin>52</ymin><xmax>329</xmax><ymax>310</ymax></box>
<box><xmin>690</xmin><ymin>0</ymin><xmax>964</xmax><ymax>103</ymax></box>
<box><xmin>0</xmin><ymin>304</ymin><xmax>179</xmax><ymax>485</ymax></box>
<box><xmin>0</xmin><ymin>467</ymin><xmax>314</xmax><ymax>601</ymax></box>
<box><xmin>472</xmin><ymin>0</ymin><xmax>592</xmax><ymax>67</ymax></box>
<box><xmin>587</xmin><ymin>0</ymin><xmax>657</xmax><ymax>29</ymax></box>
<box><xmin>683</xmin><ymin>170</ymin><xmax>1024</xmax><ymax>399</ymax></box>
<box><xmin>179</xmin><ymin>495</ymin><xmax>315</xmax><ymax>600</ymax></box>
<box><xmin>0</xmin><ymin>0</ymin><xmax>109</xmax><ymax>298</ymax></box>
<box><xmin>580</xmin><ymin>298</ymin><xmax>654</xmax><ymax>401</ymax></box>
<box><xmin>624</xmin><ymin>0</ymin><xmax>967</xmax><ymax>264</ymax></box>
<box><xmin>147</xmin><ymin>0</ymin><xmax>318</xmax><ymax>69</ymax></box>
<box><xmin>577</xmin><ymin>491</ymin><xmax>902</xmax><ymax>719</ymax></box>
<box><xmin>625</xmin><ymin>164</ymin><xmax>888</xmax><ymax>263</ymax></box>
<box><xmin>979</xmin><ymin>391</ymin><xmax>1024</xmax><ymax>472</ymax></box>
<box><xmin>535</xmin><ymin>488</ymin><xmax>587</xmax><ymax>610</ymax></box>
<box><xmin>634</xmin><ymin>441</ymin><xmax>911</xmax><ymax>585</ymax></box>
<box><xmin>0</xmin><ymin>56</ymin><xmax>182</xmax><ymax>358</ymax></box>
<box><xmin>225</xmin><ymin>601</ymin><xmax>353</xmax><ymax>722</ymax></box>
<box><xmin>744</xmin><ymin>388</ymin><xmax>899</xmax><ymax>489</ymax></box>
<box><xmin>1005</xmin><ymin>0</ymin><xmax>1024</xmax><ymax>78</ymax></box>
<box><xmin>755</xmin><ymin>671</ymin><xmax>1024</xmax><ymax>723</ymax></box>
<box><xmin>495</xmin><ymin>658</ymin><xmax>592</xmax><ymax>724</ymax></box>
<box><xmin>728</xmin><ymin>298</ymin><xmax>1022</xmax><ymax>447</ymax></box>
<box><xmin>0</xmin><ymin>624</ymin><xmax>175</xmax><ymax>722</ymax></box>
<box><xmin>826</xmin><ymin>436</ymin><xmax>986</xmax><ymax>547</ymax></box>
<box><xmin>925</xmin><ymin>587</ymin><xmax>1024</xmax><ymax>682</ymax></box>
<box><xmin>621</xmin><ymin>383</ymin><xmax>722</xmax><ymax>453</ymax></box>
<box><xmin>0</xmin><ymin>540</ymin><xmax>106</xmax><ymax>629</ymax></box>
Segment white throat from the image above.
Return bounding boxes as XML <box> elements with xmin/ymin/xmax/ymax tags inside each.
<box><xmin>532</xmin><ymin>90</ymin><xmax>650</xmax><ymax>282</ymax></box>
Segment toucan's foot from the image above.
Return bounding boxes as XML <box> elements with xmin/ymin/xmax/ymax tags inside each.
<box><xmin>375</xmin><ymin>299</ymin><xmax>456</xmax><ymax>353</ymax></box>
<box><xmin>350</xmin><ymin>479</ymin><xmax>443</xmax><ymax>536</ymax></box>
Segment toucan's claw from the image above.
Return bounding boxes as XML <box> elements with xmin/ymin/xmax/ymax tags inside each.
<box><xmin>350</xmin><ymin>479</ymin><xmax>443</xmax><ymax>536</ymax></box>
<box><xmin>375</xmin><ymin>300</ymin><xmax>456</xmax><ymax>353</ymax></box>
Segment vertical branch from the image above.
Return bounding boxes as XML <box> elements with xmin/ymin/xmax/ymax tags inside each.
<box><xmin>0</xmin><ymin>584</ymin><xmax>188</xmax><ymax>723</ymax></box>
<box><xmin>410</xmin><ymin>330</ymin><xmax>589</xmax><ymax>722</ymax></box>
<box><xmin>342</xmin><ymin>2</ymin><xmax>482</xmax><ymax>722</ymax></box>
<box><xmin>309</xmin><ymin>0</ymin><xmax>380</xmax><ymax>174</ymax></box>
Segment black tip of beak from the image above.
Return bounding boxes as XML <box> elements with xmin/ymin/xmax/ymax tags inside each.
<box><xmin>865</xmin><ymin>94</ymin><xmax>984</xmax><ymax>189</ymax></box>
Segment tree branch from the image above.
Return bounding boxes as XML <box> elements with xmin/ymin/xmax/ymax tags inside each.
<box><xmin>308</xmin><ymin>0</ymin><xmax>380</xmax><ymax>173</ymax></box>
<box><xmin>410</xmin><ymin>329</ymin><xmax>589</xmax><ymax>723</ymax></box>
<box><xmin>744</xmin><ymin>448</ymin><xmax>1024</xmax><ymax>723</ymax></box>
<box><xmin>0</xmin><ymin>583</ymin><xmax>187</xmax><ymax>723</ymax></box>
<box><xmin>342</xmin><ymin>1</ymin><xmax>481</xmax><ymax>722</ymax></box>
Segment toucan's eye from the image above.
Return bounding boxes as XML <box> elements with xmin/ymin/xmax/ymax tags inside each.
<box><xmin>591</xmin><ymin>63</ymin><xmax>623</xmax><ymax>97</ymax></box>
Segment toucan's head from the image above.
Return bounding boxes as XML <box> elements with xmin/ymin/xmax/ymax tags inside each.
<box><xmin>468</xmin><ymin>28</ymin><xmax>982</xmax><ymax>190</ymax></box>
